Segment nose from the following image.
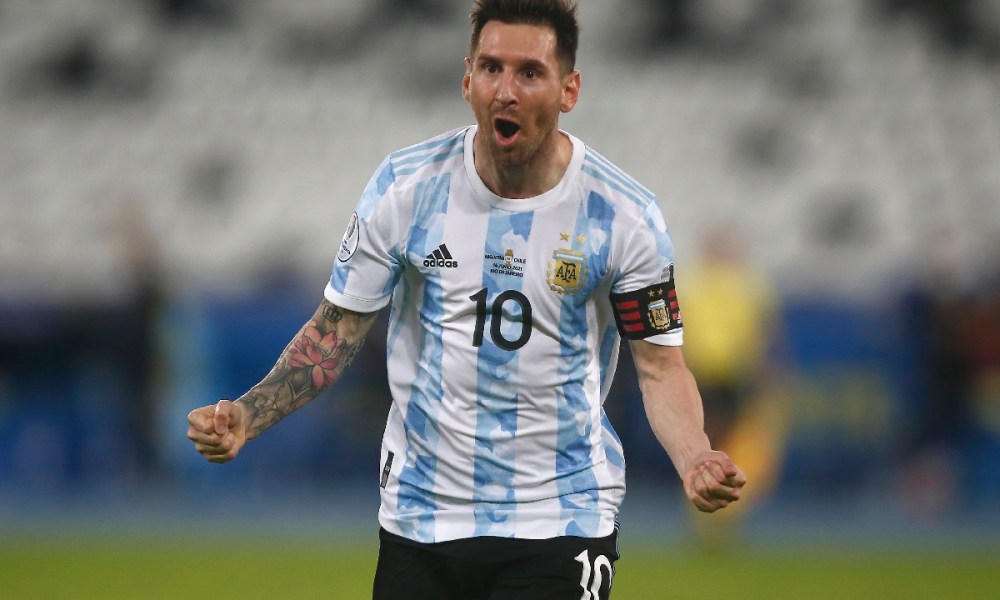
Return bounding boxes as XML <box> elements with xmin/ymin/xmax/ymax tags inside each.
<box><xmin>495</xmin><ymin>72</ymin><xmax>517</xmax><ymax>106</ymax></box>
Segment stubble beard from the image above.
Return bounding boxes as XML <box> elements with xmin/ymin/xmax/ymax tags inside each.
<box><xmin>484</xmin><ymin>116</ymin><xmax>559</xmax><ymax>173</ymax></box>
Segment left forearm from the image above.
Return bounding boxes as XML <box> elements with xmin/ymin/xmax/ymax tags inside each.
<box><xmin>630</xmin><ymin>340</ymin><xmax>748</xmax><ymax>511</ymax></box>
<box><xmin>631</xmin><ymin>342</ymin><xmax>712</xmax><ymax>477</ymax></box>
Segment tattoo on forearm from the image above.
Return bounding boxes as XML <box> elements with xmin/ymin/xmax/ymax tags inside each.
<box><xmin>238</xmin><ymin>307</ymin><xmax>373</xmax><ymax>438</ymax></box>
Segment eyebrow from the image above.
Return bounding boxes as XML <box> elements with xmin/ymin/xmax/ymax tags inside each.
<box><xmin>476</xmin><ymin>53</ymin><xmax>549</xmax><ymax>72</ymax></box>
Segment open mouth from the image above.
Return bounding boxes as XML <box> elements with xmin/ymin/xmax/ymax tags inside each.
<box><xmin>494</xmin><ymin>118</ymin><xmax>521</xmax><ymax>141</ymax></box>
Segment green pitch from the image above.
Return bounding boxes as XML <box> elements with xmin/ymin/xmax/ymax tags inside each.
<box><xmin>3</xmin><ymin>537</ymin><xmax>998</xmax><ymax>599</ymax></box>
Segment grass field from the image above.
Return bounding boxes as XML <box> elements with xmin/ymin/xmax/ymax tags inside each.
<box><xmin>3</xmin><ymin>537</ymin><xmax>998</xmax><ymax>599</ymax></box>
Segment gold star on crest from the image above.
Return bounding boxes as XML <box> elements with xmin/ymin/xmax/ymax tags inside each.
<box><xmin>648</xmin><ymin>288</ymin><xmax>663</xmax><ymax>298</ymax></box>
<box><xmin>560</xmin><ymin>232</ymin><xmax>570</xmax><ymax>241</ymax></box>
<box><xmin>576</xmin><ymin>234</ymin><xmax>586</xmax><ymax>244</ymax></box>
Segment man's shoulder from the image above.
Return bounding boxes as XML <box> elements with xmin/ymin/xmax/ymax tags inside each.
<box><xmin>577</xmin><ymin>142</ymin><xmax>657</xmax><ymax>210</ymax></box>
<box><xmin>385</xmin><ymin>126</ymin><xmax>470</xmax><ymax>179</ymax></box>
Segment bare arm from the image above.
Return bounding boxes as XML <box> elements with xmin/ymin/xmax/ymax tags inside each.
<box><xmin>237</xmin><ymin>299</ymin><xmax>378</xmax><ymax>439</ymax></box>
<box><xmin>629</xmin><ymin>340</ymin><xmax>746</xmax><ymax>512</ymax></box>
<box><xmin>187</xmin><ymin>298</ymin><xmax>378</xmax><ymax>462</ymax></box>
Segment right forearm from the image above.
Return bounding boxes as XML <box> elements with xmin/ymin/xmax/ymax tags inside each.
<box><xmin>235</xmin><ymin>353</ymin><xmax>318</xmax><ymax>440</ymax></box>
<box><xmin>236</xmin><ymin>302</ymin><xmax>375</xmax><ymax>439</ymax></box>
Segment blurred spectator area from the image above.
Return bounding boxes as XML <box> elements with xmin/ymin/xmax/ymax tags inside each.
<box><xmin>1</xmin><ymin>0</ymin><xmax>999</xmax><ymax>514</ymax></box>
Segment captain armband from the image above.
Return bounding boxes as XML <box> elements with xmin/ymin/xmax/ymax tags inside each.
<box><xmin>610</xmin><ymin>280</ymin><xmax>683</xmax><ymax>340</ymax></box>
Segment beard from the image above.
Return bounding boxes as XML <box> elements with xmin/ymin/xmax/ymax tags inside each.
<box><xmin>475</xmin><ymin>105</ymin><xmax>561</xmax><ymax>171</ymax></box>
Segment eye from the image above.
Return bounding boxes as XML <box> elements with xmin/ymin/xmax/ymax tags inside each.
<box><xmin>483</xmin><ymin>62</ymin><xmax>499</xmax><ymax>74</ymax></box>
<box><xmin>524</xmin><ymin>69</ymin><xmax>538</xmax><ymax>79</ymax></box>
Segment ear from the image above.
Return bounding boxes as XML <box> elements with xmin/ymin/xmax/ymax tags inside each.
<box><xmin>462</xmin><ymin>57</ymin><xmax>473</xmax><ymax>102</ymax></box>
<box><xmin>560</xmin><ymin>70</ymin><xmax>581</xmax><ymax>113</ymax></box>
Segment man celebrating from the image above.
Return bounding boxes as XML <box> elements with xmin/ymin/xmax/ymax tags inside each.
<box><xmin>187</xmin><ymin>1</ymin><xmax>745</xmax><ymax>597</ymax></box>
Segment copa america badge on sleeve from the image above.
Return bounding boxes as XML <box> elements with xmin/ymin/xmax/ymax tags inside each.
<box><xmin>337</xmin><ymin>212</ymin><xmax>360</xmax><ymax>262</ymax></box>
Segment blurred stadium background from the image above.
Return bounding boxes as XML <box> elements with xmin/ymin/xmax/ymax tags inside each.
<box><xmin>1</xmin><ymin>0</ymin><xmax>999</xmax><ymax>597</ymax></box>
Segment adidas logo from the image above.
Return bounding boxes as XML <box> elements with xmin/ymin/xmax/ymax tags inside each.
<box><xmin>423</xmin><ymin>244</ymin><xmax>458</xmax><ymax>269</ymax></box>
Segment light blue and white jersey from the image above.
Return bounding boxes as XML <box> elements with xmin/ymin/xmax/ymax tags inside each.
<box><xmin>326</xmin><ymin>125</ymin><xmax>682</xmax><ymax>543</ymax></box>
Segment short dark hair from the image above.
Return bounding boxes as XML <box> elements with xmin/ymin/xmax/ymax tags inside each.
<box><xmin>469</xmin><ymin>0</ymin><xmax>580</xmax><ymax>73</ymax></box>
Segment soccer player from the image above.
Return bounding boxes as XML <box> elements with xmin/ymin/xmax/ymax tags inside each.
<box><xmin>186</xmin><ymin>1</ymin><xmax>746</xmax><ymax>597</ymax></box>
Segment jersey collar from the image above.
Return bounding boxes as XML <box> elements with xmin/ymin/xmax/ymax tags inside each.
<box><xmin>463</xmin><ymin>125</ymin><xmax>585</xmax><ymax>213</ymax></box>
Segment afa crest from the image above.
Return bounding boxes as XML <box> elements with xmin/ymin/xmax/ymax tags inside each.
<box><xmin>647</xmin><ymin>298</ymin><xmax>671</xmax><ymax>331</ymax></box>
<box><xmin>547</xmin><ymin>249</ymin><xmax>587</xmax><ymax>295</ymax></box>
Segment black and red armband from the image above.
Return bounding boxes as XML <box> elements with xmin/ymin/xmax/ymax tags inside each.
<box><xmin>610</xmin><ymin>280</ymin><xmax>682</xmax><ymax>340</ymax></box>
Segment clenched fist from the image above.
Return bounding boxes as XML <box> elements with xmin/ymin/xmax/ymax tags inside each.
<box><xmin>187</xmin><ymin>399</ymin><xmax>249</xmax><ymax>463</ymax></box>
<box><xmin>683</xmin><ymin>450</ymin><xmax>747</xmax><ymax>513</ymax></box>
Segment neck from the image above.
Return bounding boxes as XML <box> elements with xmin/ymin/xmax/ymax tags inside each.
<box><xmin>475</xmin><ymin>129</ymin><xmax>572</xmax><ymax>199</ymax></box>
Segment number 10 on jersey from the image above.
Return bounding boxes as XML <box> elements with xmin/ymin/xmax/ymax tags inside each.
<box><xmin>469</xmin><ymin>288</ymin><xmax>533</xmax><ymax>351</ymax></box>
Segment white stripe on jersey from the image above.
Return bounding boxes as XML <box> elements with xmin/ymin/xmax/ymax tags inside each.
<box><xmin>326</xmin><ymin>125</ymin><xmax>680</xmax><ymax>543</ymax></box>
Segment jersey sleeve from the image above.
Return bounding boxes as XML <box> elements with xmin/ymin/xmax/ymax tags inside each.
<box><xmin>610</xmin><ymin>200</ymin><xmax>684</xmax><ymax>346</ymax></box>
<box><xmin>325</xmin><ymin>156</ymin><xmax>405</xmax><ymax>313</ymax></box>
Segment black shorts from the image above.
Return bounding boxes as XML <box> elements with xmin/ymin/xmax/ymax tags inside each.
<box><xmin>373</xmin><ymin>525</ymin><xmax>620</xmax><ymax>600</ymax></box>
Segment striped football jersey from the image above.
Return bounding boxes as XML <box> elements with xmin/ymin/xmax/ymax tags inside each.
<box><xmin>326</xmin><ymin>125</ymin><xmax>682</xmax><ymax>543</ymax></box>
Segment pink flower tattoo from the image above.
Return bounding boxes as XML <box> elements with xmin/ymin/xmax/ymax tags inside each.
<box><xmin>287</xmin><ymin>322</ymin><xmax>344</xmax><ymax>389</ymax></box>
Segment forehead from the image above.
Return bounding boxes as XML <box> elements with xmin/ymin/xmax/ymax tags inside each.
<box><xmin>474</xmin><ymin>21</ymin><xmax>560</xmax><ymax>66</ymax></box>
